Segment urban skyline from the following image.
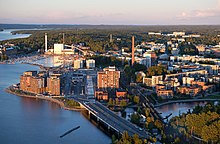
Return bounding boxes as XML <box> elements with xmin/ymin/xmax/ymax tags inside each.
<box><xmin>0</xmin><ymin>0</ymin><xmax>220</xmax><ymax>25</ymax></box>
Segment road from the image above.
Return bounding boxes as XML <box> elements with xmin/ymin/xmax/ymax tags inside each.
<box><xmin>83</xmin><ymin>101</ymin><xmax>149</xmax><ymax>139</ymax></box>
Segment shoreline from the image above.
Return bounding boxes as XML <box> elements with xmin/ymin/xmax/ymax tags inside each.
<box><xmin>5</xmin><ymin>88</ymin><xmax>84</xmax><ymax>111</ymax></box>
<box><xmin>154</xmin><ymin>98</ymin><xmax>220</xmax><ymax>108</ymax></box>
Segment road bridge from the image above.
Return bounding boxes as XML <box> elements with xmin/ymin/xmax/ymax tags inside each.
<box><xmin>74</xmin><ymin>99</ymin><xmax>149</xmax><ymax>139</ymax></box>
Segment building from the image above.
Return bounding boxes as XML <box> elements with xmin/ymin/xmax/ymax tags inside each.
<box><xmin>74</xmin><ymin>59</ymin><xmax>84</xmax><ymax>69</ymax></box>
<box><xmin>143</xmin><ymin>75</ymin><xmax>163</xmax><ymax>87</ymax></box>
<box><xmin>177</xmin><ymin>86</ymin><xmax>201</xmax><ymax>96</ymax></box>
<box><xmin>173</xmin><ymin>32</ymin><xmax>185</xmax><ymax>37</ymax></box>
<box><xmin>86</xmin><ymin>59</ymin><xmax>95</xmax><ymax>69</ymax></box>
<box><xmin>201</xmin><ymin>64</ymin><xmax>219</xmax><ymax>75</ymax></box>
<box><xmin>20</xmin><ymin>71</ymin><xmax>63</xmax><ymax>96</ymax></box>
<box><xmin>97</xmin><ymin>66</ymin><xmax>120</xmax><ymax>89</ymax></box>
<box><xmin>47</xmin><ymin>74</ymin><xmax>62</xmax><ymax>96</ymax></box>
<box><xmin>95</xmin><ymin>90</ymin><xmax>108</xmax><ymax>100</ymax></box>
<box><xmin>157</xmin><ymin>89</ymin><xmax>174</xmax><ymax>98</ymax></box>
<box><xmin>116</xmin><ymin>90</ymin><xmax>127</xmax><ymax>98</ymax></box>
<box><xmin>20</xmin><ymin>71</ymin><xmax>46</xmax><ymax>94</ymax></box>
<box><xmin>143</xmin><ymin>52</ymin><xmax>157</xmax><ymax>68</ymax></box>
<box><xmin>54</xmin><ymin>44</ymin><xmax>64</xmax><ymax>54</ymax></box>
<box><xmin>183</xmin><ymin>77</ymin><xmax>195</xmax><ymax>86</ymax></box>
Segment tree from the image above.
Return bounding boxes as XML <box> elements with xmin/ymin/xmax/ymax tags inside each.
<box><xmin>154</xmin><ymin>120</ymin><xmax>163</xmax><ymax>130</ymax></box>
<box><xmin>132</xmin><ymin>134</ymin><xmax>142</xmax><ymax>144</ymax></box>
<box><xmin>136</xmin><ymin>73</ymin><xmax>143</xmax><ymax>83</ymax></box>
<box><xmin>131</xmin><ymin>113</ymin><xmax>140</xmax><ymax>125</ymax></box>
<box><xmin>108</xmin><ymin>98</ymin><xmax>114</xmax><ymax>106</ymax></box>
<box><xmin>112</xmin><ymin>134</ymin><xmax>116</xmax><ymax>144</ymax></box>
<box><xmin>133</xmin><ymin>96</ymin><xmax>140</xmax><ymax>104</ymax></box>
<box><xmin>120</xmin><ymin>100</ymin><xmax>127</xmax><ymax>107</ymax></box>
<box><xmin>144</xmin><ymin>108</ymin><xmax>150</xmax><ymax>117</ymax></box>
<box><xmin>146</xmin><ymin>65</ymin><xmax>167</xmax><ymax>77</ymax></box>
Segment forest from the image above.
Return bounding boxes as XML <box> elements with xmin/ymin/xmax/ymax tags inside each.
<box><xmin>1</xmin><ymin>25</ymin><xmax>220</xmax><ymax>55</ymax></box>
<box><xmin>169</xmin><ymin>102</ymin><xmax>220</xmax><ymax>143</ymax></box>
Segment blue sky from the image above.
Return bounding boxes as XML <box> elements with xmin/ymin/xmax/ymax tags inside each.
<box><xmin>0</xmin><ymin>0</ymin><xmax>220</xmax><ymax>25</ymax></box>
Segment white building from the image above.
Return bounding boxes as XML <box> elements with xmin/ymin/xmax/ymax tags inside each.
<box><xmin>86</xmin><ymin>59</ymin><xmax>95</xmax><ymax>69</ymax></box>
<box><xmin>54</xmin><ymin>44</ymin><xmax>64</xmax><ymax>54</ymax></box>
<box><xmin>173</xmin><ymin>32</ymin><xmax>185</xmax><ymax>37</ymax></box>
<box><xmin>74</xmin><ymin>59</ymin><xmax>84</xmax><ymax>69</ymax></box>
<box><xmin>183</xmin><ymin>77</ymin><xmax>195</xmax><ymax>86</ymax></box>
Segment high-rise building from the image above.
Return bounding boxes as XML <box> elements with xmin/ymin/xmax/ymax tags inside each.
<box><xmin>47</xmin><ymin>74</ymin><xmax>62</xmax><ymax>96</ymax></box>
<box><xmin>20</xmin><ymin>71</ymin><xmax>46</xmax><ymax>94</ymax></box>
<box><xmin>97</xmin><ymin>66</ymin><xmax>120</xmax><ymax>89</ymax></box>
<box><xmin>20</xmin><ymin>71</ymin><xmax>63</xmax><ymax>96</ymax></box>
<box><xmin>131</xmin><ymin>36</ymin><xmax>135</xmax><ymax>66</ymax></box>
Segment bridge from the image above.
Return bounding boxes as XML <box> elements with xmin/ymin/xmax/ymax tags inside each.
<box><xmin>74</xmin><ymin>98</ymin><xmax>149</xmax><ymax>139</ymax></box>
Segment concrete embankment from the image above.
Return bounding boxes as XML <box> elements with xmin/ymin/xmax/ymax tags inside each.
<box><xmin>5</xmin><ymin>88</ymin><xmax>84</xmax><ymax>111</ymax></box>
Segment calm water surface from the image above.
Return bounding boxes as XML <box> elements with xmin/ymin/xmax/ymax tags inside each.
<box><xmin>0</xmin><ymin>29</ymin><xmax>31</xmax><ymax>41</ymax></box>
<box><xmin>156</xmin><ymin>102</ymin><xmax>206</xmax><ymax>121</ymax></box>
<box><xmin>0</xmin><ymin>64</ymin><xmax>111</xmax><ymax>144</ymax></box>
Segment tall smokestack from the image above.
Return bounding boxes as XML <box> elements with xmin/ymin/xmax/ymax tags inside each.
<box><xmin>63</xmin><ymin>33</ymin><xmax>65</xmax><ymax>44</ymax></box>
<box><xmin>45</xmin><ymin>33</ymin><xmax>47</xmax><ymax>52</ymax></box>
<box><xmin>131</xmin><ymin>36</ymin><xmax>135</xmax><ymax>66</ymax></box>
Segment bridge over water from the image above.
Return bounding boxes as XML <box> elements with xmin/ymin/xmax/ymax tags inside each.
<box><xmin>75</xmin><ymin>99</ymin><xmax>149</xmax><ymax>139</ymax></box>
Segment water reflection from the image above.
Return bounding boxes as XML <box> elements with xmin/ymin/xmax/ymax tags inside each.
<box><xmin>156</xmin><ymin>102</ymin><xmax>206</xmax><ymax>121</ymax></box>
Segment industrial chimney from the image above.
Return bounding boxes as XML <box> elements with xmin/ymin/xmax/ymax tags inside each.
<box><xmin>131</xmin><ymin>36</ymin><xmax>135</xmax><ymax>66</ymax></box>
<box><xmin>45</xmin><ymin>33</ymin><xmax>47</xmax><ymax>53</ymax></box>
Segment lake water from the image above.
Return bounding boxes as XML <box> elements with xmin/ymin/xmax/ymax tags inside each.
<box><xmin>0</xmin><ymin>63</ymin><xmax>111</xmax><ymax>144</ymax></box>
<box><xmin>156</xmin><ymin>102</ymin><xmax>207</xmax><ymax>121</ymax></box>
<box><xmin>0</xmin><ymin>29</ymin><xmax>31</xmax><ymax>41</ymax></box>
<box><xmin>0</xmin><ymin>30</ymin><xmax>111</xmax><ymax>144</ymax></box>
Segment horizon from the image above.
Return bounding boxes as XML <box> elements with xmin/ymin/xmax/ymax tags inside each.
<box><xmin>1</xmin><ymin>23</ymin><xmax>220</xmax><ymax>26</ymax></box>
<box><xmin>1</xmin><ymin>0</ymin><xmax>220</xmax><ymax>25</ymax></box>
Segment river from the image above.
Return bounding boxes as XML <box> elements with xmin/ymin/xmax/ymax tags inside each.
<box><xmin>0</xmin><ymin>29</ymin><xmax>111</xmax><ymax>144</ymax></box>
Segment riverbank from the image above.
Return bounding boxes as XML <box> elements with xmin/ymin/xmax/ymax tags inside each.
<box><xmin>154</xmin><ymin>98</ymin><xmax>219</xmax><ymax>108</ymax></box>
<box><xmin>5</xmin><ymin>87</ymin><xmax>84</xmax><ymax>111</ymax></box>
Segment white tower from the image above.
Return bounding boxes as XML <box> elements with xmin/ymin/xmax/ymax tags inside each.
<box><xmin>45</xmin><ymin>33</ymin><xmax>48</xmax><ymax>52</ymax></box>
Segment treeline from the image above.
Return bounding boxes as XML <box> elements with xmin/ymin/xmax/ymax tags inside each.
<box><xmin>169</xmin><ymin>102</ymin><xmax>220</xmax><ymax>143</ymax></box>
<box><xmin>1</xmin><ymin>25</ymin><xmax>220</xmax><ymax>55</ymax></box>
<box><xmin>179</xmin><ymin>42</ymin><xmax>199</xmax><ymax>55</ymax></box>
<box><xmin>0</xmin><ymin>54</ymin><xmax>8</xmax><ymax>61</ymax></box>
<box><xmin>90</xmin><ymin>55</ymin><xmax>126</xmax><ymax>68</ymax></box>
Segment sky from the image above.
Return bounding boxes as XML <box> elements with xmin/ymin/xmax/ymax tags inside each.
<box><xmin>0</xmin><ymin>0</ymin><xmax>220</xmax><ymax>25</ymax></box>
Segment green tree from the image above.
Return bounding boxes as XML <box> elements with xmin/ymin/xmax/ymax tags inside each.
<box><xmin>120</xmin><ymin>100</ymin><xmax>127</xmax><ymax>107</ymax></box>
<box><xmin>108</xmin><ymin>98</ymin><xmax>114</xmax><ymax>106</ymax></box>
<box><xmin>136</xmin><ymin>73</ymin><xmax>143</xmax><ymax>83</ymax></box>
<box><xmin>131</xmin><ymin>113</ymin><xmax>140</xmax><ymax>125</ymax></box>
<box><xmin>133</xmin><ymin>96</ymin><xmax>140</xmax><ymax>104</ymax></box>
